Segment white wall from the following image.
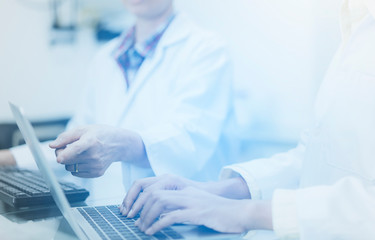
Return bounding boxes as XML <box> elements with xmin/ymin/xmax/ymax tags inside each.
<box><xmin>0</xmin><ymin>0</ymin><xmax>343</xmax><ymax>143</ymax></box>
<box><xmin>0</xmin><ymin>0</ymin><xmax>100</xmax><ymax>122</ymax></box>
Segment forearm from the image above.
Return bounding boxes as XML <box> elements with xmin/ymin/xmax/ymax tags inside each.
<box><xmin>201</xmin><ymin>179</ymin><xmax>273</xmax><ymax>231</ymax></box>
<box><xmin>244</xmin><ymin>200</ymin><xmax>273</xmax><ymax>230</ymax></box>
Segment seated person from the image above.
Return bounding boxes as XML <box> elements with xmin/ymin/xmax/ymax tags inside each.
<box><xmin>0</xmin><ymin>0</ymin><xmax>236</xmax><ymax>192</ymax></box>
<box><xmin>120</xmin><ymin>0</ymin><xmax>375</xmax><ymax>238</ymax></box>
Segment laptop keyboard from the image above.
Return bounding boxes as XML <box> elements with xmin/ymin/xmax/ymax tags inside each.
<box><xmin>77</xmin><ymin>205</ymin><xmax>184</xmax><ymax>240</ymax></box>
<box><xmin>0</xmin><ymin>167</ymin><xmax>89</xmax><ymax>208</ymax></box>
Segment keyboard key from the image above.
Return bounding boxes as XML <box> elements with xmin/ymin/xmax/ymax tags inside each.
<box><xmin>78</xmin><ymin>205</ymin><xmax>185</xmax><ymax>240</ymax></box>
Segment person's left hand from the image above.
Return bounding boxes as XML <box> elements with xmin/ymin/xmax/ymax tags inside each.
<box><xmin>120</xmin><ymin>174</ymin><xmax>251</xmax><ymax>219</ymax></box>
<box><xmin>120</xmin><ymin>174</ymin><xmax>206</xmax><ymax>218</ymax></box>
<box><xmin>49</xmin><ymin>125</ymin><xmax>147</xmax><ymax>178</ymax></box>
<box><xmin>133</xmin><ymin>187</ymin><xmax>273</xmax><ymax>235</ymax></box>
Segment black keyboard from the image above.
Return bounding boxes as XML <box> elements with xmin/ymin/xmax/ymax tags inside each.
<box><xmin>77</xmin><ymin>205</ymin><xmax>184</xmax><ymax>240</ymax></box>
<box><xmin>0</xmin><ymin>167</ymin><xmax>89</xmax><ymax>208</ymax></box>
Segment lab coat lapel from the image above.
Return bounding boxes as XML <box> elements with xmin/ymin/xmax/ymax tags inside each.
<box><xmin>119</xmin><ymin>14</ymin><xmax>192</xmax><ymax>116</ymax></box>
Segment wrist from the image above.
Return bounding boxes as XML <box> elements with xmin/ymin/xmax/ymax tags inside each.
<box><xmin>243</xmin><ymin>200</ymin><xmax>273</xmax><ymax>231</ymax></box>
<box><xmin>198</xmin><ymin>181</ymin><xmax>220</xmax><ymax>195</ymax></box>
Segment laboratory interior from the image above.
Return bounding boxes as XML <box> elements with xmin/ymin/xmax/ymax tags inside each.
<box><xmin>0</xmin><ymin>0</ymin><xmax>359</xmax><ymax>239</ymax></box>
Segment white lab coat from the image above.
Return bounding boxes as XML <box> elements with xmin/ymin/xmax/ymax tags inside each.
<box><xmin>12</xmin><ymin>13</ymin><xmax>236</xmax><ymax>192</ymax></box>
<box><xmin>221</xmin><ymin>1</ymin><xmax>375</xmax><ymax>239</ymax></box>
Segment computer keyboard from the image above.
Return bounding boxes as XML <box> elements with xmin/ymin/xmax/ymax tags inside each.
<box><xmin>77</xmin><ymin>205</ymin><xmax>184</xmax><ymax>240</ymax></box>
<box><xmin>0</xmin><ymin>167</ymin><xmax>89</xmax><ymax>208</ymax></box>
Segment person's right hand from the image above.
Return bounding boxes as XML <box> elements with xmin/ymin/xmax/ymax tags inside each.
<box><xmin>49</xmin><ymin>125</ymin><xmax>148</xmax><ymax>178</ymax></box>
<box><xmin>134</xmin><ymin>187</ymin><xmax>273</xmax><ymax>235</ymax></box>
<box><xmin>0</xmin><ymin>149</ymin><xmax>16</xmax><ymax>166</ymax></box>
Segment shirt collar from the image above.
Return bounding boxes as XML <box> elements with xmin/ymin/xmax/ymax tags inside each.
<box><xmin>113</xmin><ymin>14</ymin><xmax>175</xmax><ymax>60</ymax></box>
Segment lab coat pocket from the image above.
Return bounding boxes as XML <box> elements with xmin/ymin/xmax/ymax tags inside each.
<box><xmin>325</xmin><ymin>72</ymin><xmax>375</xmax><ymax>182</ymax></box>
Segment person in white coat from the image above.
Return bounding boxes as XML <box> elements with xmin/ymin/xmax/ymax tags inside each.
<box><xmin>119</xmin><ymin>0</ymin><xmax>375</xmax><ymax>239</ymax></box>
<box><xmin>0</xmin><ymin>0</ymin><xmax>235</xmax><ymax>192</ymax></box>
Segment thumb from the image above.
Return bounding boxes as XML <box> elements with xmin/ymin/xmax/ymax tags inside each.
<box><xmin>49</xmin><ymin>128</ymin><xmax>86</xmax><ymax>149</ymax></box>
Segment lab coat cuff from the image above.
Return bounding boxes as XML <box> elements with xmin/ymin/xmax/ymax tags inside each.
<box><xmin>138</xmin><ymin>126</ymin><xmax>178</xmax><ymax>177</ymax></box>
<box><xmin>272</xmin><ymin>189</ymin><xmax>300</xmax><ymax>240</ymax></box>
<box><xmin>220</xmin><ymin>165</ymin><xmax>262</xmax><ymax>200</ymax></box>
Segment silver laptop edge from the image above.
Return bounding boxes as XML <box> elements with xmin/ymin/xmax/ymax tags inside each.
<box><xmin>9</xmin><ymin>102</ymin><xmax>90</xmax><ymax>240</ymax></box>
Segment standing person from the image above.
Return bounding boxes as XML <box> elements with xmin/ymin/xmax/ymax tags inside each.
<box><xmin>0</xmin><ymin>0</ymin><xmax>235</xmax><ymax>191</ymax></box>
<box><xmin>120</xmin><ymin>0</ymin><xmax>375</xmax><ymax>239</ymax></box>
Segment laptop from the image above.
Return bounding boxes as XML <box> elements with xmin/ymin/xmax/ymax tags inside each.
<box><xmin>9</xmin><ymin>102</ymin><xmax>244</xmax><ymax>240</ymax></box>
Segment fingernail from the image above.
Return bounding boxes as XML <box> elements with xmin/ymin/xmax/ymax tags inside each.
<box><xmin>145</xmin><ymin>229</ymin><xmax>152</xmax><ymax>235</ymax></box>
<box><xmin>58</xmin><ymin>157</ymin><xmax>64</xmax><ymax>163</ymax></box>
<box><xmin>122</xmin><ymin>207</ymin><xmax>127</xmax><ymax>215</ymax></box>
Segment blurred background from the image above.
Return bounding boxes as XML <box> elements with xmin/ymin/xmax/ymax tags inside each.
<box><xmin>0</xmin><ymin>0</ymin><xmax>342</xmax><ymax>160</ymax></box>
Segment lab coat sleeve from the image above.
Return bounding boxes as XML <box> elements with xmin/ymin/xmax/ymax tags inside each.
<box><xmin>273</xmin><ymin>176</ymin><xmax>375</xmax><ymax>240</ymax></box>
<box><xmin>220</xmin><ymin>131</ymin><xmax>309</xmax><ymax>200</ymax></box>
<box><xmin>138</xmin><ymin>36</ymin><xmax>233</xmax><ymax>180</ymax></box>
